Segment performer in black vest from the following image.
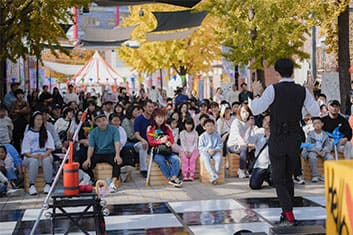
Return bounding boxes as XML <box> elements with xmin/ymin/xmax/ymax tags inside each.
<box><xmin>250</xmin><ymin>58</ymin><xmax>320</xmax><ymax>225</ymax></box>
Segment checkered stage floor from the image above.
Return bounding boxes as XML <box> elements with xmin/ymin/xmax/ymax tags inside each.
<box><xmin>0</xmin><ymin>196</ymin><xmax>326</xmax><ymax>234</ymax></box>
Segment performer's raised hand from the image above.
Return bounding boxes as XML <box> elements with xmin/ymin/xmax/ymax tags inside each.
<box><xmin>252</xmin><ymin>80</ymin><xmax>264</xmax><ymax>96</ymax></box>
<box><xmin>304</xmin><ymin>75</ymin><xmax>315</xmax><ymax>95</ymax></box>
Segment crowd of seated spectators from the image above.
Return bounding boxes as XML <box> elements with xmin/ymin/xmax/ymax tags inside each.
<box><xmin>0</xmin><ymin>80</ymin><xmax>352</xmax><ymax>196</ymax></box>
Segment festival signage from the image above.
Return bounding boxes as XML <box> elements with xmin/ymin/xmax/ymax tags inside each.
<box><xmin>325</xmin><ymin>160</ymin><xmax>353</xmax><ymax>235</ymax></box>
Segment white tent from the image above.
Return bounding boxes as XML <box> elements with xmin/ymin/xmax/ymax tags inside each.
<box><xmin>71</xmin><ymin>51</ymin><xmax>123</xmax><ymax>86</ymax></box>
<box><xmin>43</xmin><ymin>61</ymin><xmax>82</xmax><ymax>75</ymax></box>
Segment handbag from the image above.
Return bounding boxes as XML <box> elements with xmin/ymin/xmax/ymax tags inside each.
<box><xmin>248</xmin><ymin>142</ymin><xmax>268</xmax><ymax>174</ymax></box>
<box><xmin>58</xmin><ymin>120</ymin><xmax>72</xmax><ymax>142</ymax></box>
<box><xmin>154</xmin><ymin>144</ymin><xmax>173</xmax><ymax>156</ymax></box>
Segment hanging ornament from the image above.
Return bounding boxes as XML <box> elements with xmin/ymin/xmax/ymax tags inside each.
<box><xmin>123</xmin><ymin>77</ymin><xmax>127</xmax><ymax>83</ymax></box>
<box><xmin>173</xmin><ymin>75</ymin><xmax>177</xmax><ymax>81</ymax></box>
<box><xmin>157</xmin><ymin>76</ymin><xmax>161</xmax><ymax>81</ymax></box>
<box><xmin>130</xmin><ymin>77</ymin><xmax>135</xmax><ymax>83</ymax></box>
<box><xmin>89</xmin><ymin>78</ymin><xmax>93</xmax><ymax>83</ymax></box>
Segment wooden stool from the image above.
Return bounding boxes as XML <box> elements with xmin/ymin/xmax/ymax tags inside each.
<box><xmin>24</xmin><ymin>167</ymin><xmax>45</xmax><ymax>192</ymax></box>
<box><xmin>336</xmin><ymin>152</ymin><xmax>344</xmax><ymax>160</ymax></box>
<box><xmin>200</xmin><ymin>157</ymin><xmax>226</xmax><ymax>184</ymax></box>
<box><xmin>195</xmin><ymin>157</ymin><xmax>200</xmax><ymax>179</ymax></box>
<box><xmin>301</xmin><ymin>157</ymin><xmax>324</xmax><ymax>181</ymax></box>
<box><xmin>146</xmin><ymin>156</ymin><xmax>169</xmax><ymax>186</ymax></box>
<box><xmin>179</xmin><ymin>155</ymin><xmax>200</xmax><ymax>179</ymax></box>
<box><xmin>93</xmin><ymin>163</ymin><xmax>120</xmax><ymax>187</ymax></box>
<box><xmin>228</xmin><ymin>153</ymin><xmax>240</xmax><ymax>177</ymax></box>
<box><xmin>301</xmin><ymin>151</ymin><xmax>344</xmax><ymax>181</ymax></box>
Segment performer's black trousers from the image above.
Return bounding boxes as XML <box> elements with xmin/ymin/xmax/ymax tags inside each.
<box><xmin>268</xmin><ymin>133</ymin><xmax>301</xmax><ymax>212</ymax></box>
<box><xmin>91</xmin><ymin>153</ymin><xmax>121</xmax><ymax>178</ymax></box>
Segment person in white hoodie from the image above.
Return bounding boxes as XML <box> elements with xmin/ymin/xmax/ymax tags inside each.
<box><xmin>248</xmin><ymin>115</ymin><xmax>273</xmax><ymax>189</ymax></box>
<box><xmin>227</xmin><ymin>104</ymin><xmax>254</xmax><ymax>178</ymax></box>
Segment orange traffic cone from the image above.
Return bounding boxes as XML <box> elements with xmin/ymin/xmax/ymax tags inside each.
<box><xmin>63</xmin><ymin>142</ymin><xmax>79</xmax><ymax>196</ymax></box>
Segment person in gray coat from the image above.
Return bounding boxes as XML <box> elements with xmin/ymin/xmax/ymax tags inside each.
<box><xmin>302</xmin><ymin>117</ymin><xmax>333</xmax><ymax>182</ymax></box>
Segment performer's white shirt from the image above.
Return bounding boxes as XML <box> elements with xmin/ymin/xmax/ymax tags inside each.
<box><xmin>249</xmin><ymin>78</ymin><xmax>320</xmax><ymax>117</ymax></box>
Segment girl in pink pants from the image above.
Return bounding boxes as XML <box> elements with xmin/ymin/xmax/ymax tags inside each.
<box><xmin>180</xmin><ymin>118</ymin><xmax>199</xmax><ymax>181</ymax></box>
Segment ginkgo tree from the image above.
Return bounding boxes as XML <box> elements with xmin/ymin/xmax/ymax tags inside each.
<box><xmin>202</xmin><ymin>0</ymin><xmax>349</xmax><ymax>85</ymax></box>
<box><xmin>118</xmin><ymin>3</ymin><xmax>221</xmax><ymax>87</ymax></box>
<box><xmin>0</xmin><ymin>0</ymin><xmax>89</xmax><ymax>97</ymax></box>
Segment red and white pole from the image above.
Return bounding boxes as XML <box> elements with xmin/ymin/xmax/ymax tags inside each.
<box><xmin>72</xmin><ymin>7</ymin><xmax>78</xmax><ymax>46</ymax></box>
<box><xmin>116</xmin><ymin>6</ymin><xmax>120</xmax><ymax>26</ymax></box>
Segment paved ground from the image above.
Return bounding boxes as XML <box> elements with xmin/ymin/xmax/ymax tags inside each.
<box><xmin>0</xmin><ymin>170</ymin><xmax>325</xmax><ymax>211</ymax></box>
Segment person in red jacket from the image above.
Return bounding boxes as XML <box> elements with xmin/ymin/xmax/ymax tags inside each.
<box><xmin>147</xmin><ymin>108</ymin><xmax>183</xmax><ymax>187</ymax></box>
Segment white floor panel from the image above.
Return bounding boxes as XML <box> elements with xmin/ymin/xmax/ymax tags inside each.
<box><xmin>22</xmin><ymin>207</ymin><xmax>93</xmax><ymax>221</ymax></box>
<box><xmin>303</xmin><ymin>196</ymin><xmax>326</xmax><ymax>207</ymax></box>
<box><xmin>253</xmin><ymin>207</ymin><xmax>326</xmax><ymax>222</ymax></box>
<box><xmin>190</xmin><ymin>222</ymin><xmax>271</xmax><ymax>235</ymax></box>
<box><xmin>0</xmin><ymin>222</ymin><xmax>17</xmax><ymax>235</ymax></box>
<box><xmin>105</xmin><ymin>213</ymin><xmax>182</xmax><ymax>230</ymax></box>
<box><xmin>169</xmin><ymin>199</ymin><xmax>244</xmax><ymax>213</ymax></box>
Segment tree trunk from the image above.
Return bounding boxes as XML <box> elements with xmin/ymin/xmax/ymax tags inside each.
<box><xmin>0</xmin><ymin>6</ymin><xmax>6</xmax><ymax>100</ymax></box>
<box><xmin>0</xmin><ymin>59</ymin><xmax>6</xmax><ymax>100</ymax></box>
<box><xmin>234</xmin><ymin>65</ymin><xmax>239</xmax><ymax>89</ymax></box>
<box><xmin>179</xmin><ymin>65</ymin><xmax>187</xmax><ymax>88</ymax></box>
<box><xmin>338</xmin><ymin>6</ymin><xmax>350</xmax><ymax>114</ymax></box>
